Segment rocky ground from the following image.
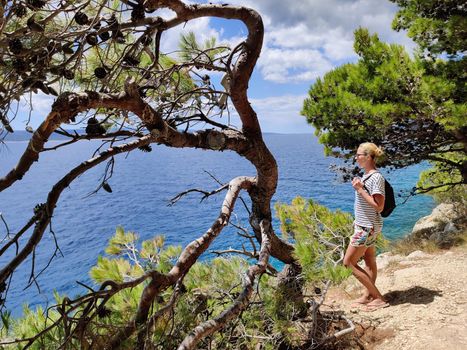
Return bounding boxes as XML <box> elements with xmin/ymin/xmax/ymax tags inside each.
<box><xmin>325</xmin><ymin>245</ymin><xmax>467</xmax><ymax>349</ymax></box>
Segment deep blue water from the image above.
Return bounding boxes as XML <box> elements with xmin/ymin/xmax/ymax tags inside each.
<box><xmin>0</xmin><ymin>134</ymin><xmax>434</xmax><ymax>317</ymax></box>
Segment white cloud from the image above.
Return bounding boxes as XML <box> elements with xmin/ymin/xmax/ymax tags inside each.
<box><xmin>147</xmin><ymin>1</ymin><xmax>418</xmax><ymax>131</ymax></box>
<box><xmin>254</xmin><ymin>94</ymin><xmax>311</xmax><ymax>133</ymax></box>
<box><xmin>8</xmin><ymin>1</ymin><xmax>417</xmax><ymax>133</ymax></box>
<box><xmin>159</xmin><ymin>16</ymin><xmax>222</xmax><ymax>55</ymax></box>
<box><xmin>212</xmin><ymin>0</ymin><xmax>416</xmax><ymax>83</ymax></box>
<box><xmin>258</xmin><ymin>48</ymin><xmax>333</xmax><ymax>83</ymax></box>
<box><xmin>227</xmin><ymin>94</ymin><xmax>310</xmax><ymax>133</ymax></box>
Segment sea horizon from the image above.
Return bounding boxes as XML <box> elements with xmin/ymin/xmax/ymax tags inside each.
<box><xmin>0</xmin><ymin>133</ymin><xmax>435</xmax><ymax>317</ymax></box>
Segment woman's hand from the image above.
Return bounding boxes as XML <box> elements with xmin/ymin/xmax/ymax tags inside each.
<box><xmin>352</xmin><ymin>177</ymin><xmax>385</xmax><ymax>212</ymax></box>
<box><xmin>352</xmin><ymin>177</ymin><xmax>364</xmax><ymax>191</ymax></box>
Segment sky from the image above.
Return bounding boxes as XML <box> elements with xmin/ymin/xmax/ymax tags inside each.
<box><xmin>10</xmin><ymin>0</ymin><xmax>415</xmax><ymax>134</ymax></box>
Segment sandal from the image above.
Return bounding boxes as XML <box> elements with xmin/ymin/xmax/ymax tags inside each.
<box><xmin>350</xmin><ymin>301</ymin><xmax>371</xmax><ymax>309</ymax></box>
<box><xmin>363</xmin><ymin>301</ymin><xmax>390</xmax><ymax>311</ymax></box>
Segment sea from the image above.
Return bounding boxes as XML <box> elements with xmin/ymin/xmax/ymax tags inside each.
<box><xmin>0</xmin><ymin>133</ymin><xmax>435</xmax><ymax>317</ymax></box>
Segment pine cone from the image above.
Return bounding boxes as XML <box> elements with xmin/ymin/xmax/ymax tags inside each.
<box><xmin>49</xmin><ymin>66</ymin><xmax>62</xmax><ymax>76</ymax></box>
<box><xmin>97</xmin><ymin>306</ymin><xmax>112</xmax><ymax>318</ymax></box>
<box><xmin>22</xmin><ymin>77</ymin><xmax>36</xmax><ymax>88</ymax></box>
<box><xmin>86</xmin><ymin>33</ymin><xmax>98</xmax><ymax>46</ymax></box>
<box><xmin>86</xmin><ymin>117</ymin><xmax>106</xmax><ymax>135</ymax></box>
<box><xmin>138</xmin><ymin>145</ymin><xmax>152</xmax><ymax>152</ymax></box>
<box><xmin>74</xmin><ymin>12</ymin><xmax>89</xmax><ymax>26</ymax></box>
<box><xmin>26</xmin><ymin>0</ymin><xmax>47</xmax><ymax>9</ymax></box>
<box><xmin>94</xmin><ymin>67</ymin><xmax>107</xmax><ymax>79</ymax></box>
<box><xmin>27</xmin><ymin>16</ymin><xmax>45</xmax><ymax>32</ymax></box>
<box><xmin>131</xmin><ymin>5</ymin><xmax>145</xmax><ymax>21</ymax></box>
<box><xmin>12</xmin><ymin>59</ymin><xmax>28</xmax><ymax>73</ymax></box>
<box><xmin>62</xmin><ymin>69</ymin><xmax>74</xmax><ymax>80</ymax></box>
<box><xmin>102</xmin><ymin>182</ymin><xmax>112</xmax><ymax>193</ymax></box>
<box><xmin>8</xmin><ymin>39</ymin><xmax>23</xmax><ymax>55</ymax></box>
<box><xmin>61</xmin><ymin>43</ymin><xmax>74</xmax><ymax>55</ymax></box>
<box><xmin>99</xmin><ymin>31</ymin><xmax>110</xmax><ymax>42</ymax></box>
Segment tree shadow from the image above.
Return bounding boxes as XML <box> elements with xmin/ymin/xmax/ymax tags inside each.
<box><xmin>384</xmin><ymin>286</ymin><xmax>442</xmax><ymax>306</ymax></box>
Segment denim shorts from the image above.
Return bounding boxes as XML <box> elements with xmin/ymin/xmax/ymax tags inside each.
<box><xmin>350</xmin><ymin>224</ymin><xmax>378</xmax><ymax>247</ymax></box>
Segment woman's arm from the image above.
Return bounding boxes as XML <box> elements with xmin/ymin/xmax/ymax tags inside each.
<box><xmin>352</xmin><ymin>177</ymin><xmax>385</xmax><ymax>212</ymax></box>
<box><xmin>357</xmin><ymin>189</ymin><xmax>385</xmax><ymax>213</ymax></box>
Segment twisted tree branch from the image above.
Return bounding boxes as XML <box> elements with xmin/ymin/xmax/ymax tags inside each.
<box><xmin>177</xmin><ymin>219</ymin><xmax>271</xmax><ymax>350</ymax></box>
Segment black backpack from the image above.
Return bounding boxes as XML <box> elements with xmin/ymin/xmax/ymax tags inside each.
<box><xmin>363</xmin><ymin>173</ymin><xmax>396</xmax><ymax>217</ymax></box>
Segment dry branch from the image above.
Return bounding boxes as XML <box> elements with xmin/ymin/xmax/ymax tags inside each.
<box><xmin>109</xmin><ymin>176</ymin><xmax>256</xmax><ymax>348</ymax></box>
<box><xmin>177</xmin><ymin>219</ymin><xmax>272</xmax><ymax>350</ymax></box>
<box><xmin>0</xmin><ymin>135</ymin><xmax>153</xmax><ymax>288</ymax></box>
<box><xmin>0</xmin><ymin>1</ymin><xmax>302</xmax><ymax>348</ymax></box>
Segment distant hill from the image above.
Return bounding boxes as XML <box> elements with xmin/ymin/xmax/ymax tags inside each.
<box><xmin>3</xmin><ymin>130</ymin><xmax>313</xmax><ymax>142</ymax></box>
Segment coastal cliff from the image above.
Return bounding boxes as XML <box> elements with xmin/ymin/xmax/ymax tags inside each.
<box><xmin>410</xmin><ymin>202</ymin><xmax>466</xmax><ymax>247</ymax></box>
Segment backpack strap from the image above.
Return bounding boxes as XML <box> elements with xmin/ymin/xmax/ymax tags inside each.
<box><xmin>362</xmin><ymin>171</ymin><xmax>379</xmax><ymax>182</ymax></box>
<box><xmin>362</xmin><ymin>171</ymin><xmax>380</xmax><ymax>194</ymax></box>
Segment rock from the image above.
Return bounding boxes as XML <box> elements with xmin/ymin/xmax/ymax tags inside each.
<box><xmin>406</xmin><ymin>250</ymin><xmax>430</xmax><ymax>260</ymax></box>
<box><xmin>378</xmin><ymin>252</ymin><xmax>393</xmax><ymax>258</ymax></box>
<box><xmin>411</xmin><ymin>203</ymin><xmax>465</xmax><ymax>241</ymax></box>
<box><xmin>376</xmin><ymin>255</ymin><xmax>390</xmax><ymax>269</ymax></box>
<box><xmin>377</xmin><ymin>254</ymin><xmax>403</xmax><ymax>270</ymax></box>
<box><xmin>443</xmin><ymin>222</ymin><xmax>459</xmax><ymax>234</ymax></box>
<box><xmin>428</xmin><ymin>231</ymin><xmax>456</xmax><ymax>248</ymax></box>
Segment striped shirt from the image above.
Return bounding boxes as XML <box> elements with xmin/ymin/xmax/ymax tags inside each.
<box><xmin>354</xmin><ymin>172</ymin><xmax>385</xmax><ymax>232</ymax></box>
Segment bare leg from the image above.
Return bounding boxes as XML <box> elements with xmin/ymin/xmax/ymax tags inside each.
<box><xmin>359</xmin><ymin>245</ymin><xmax>377</xmax><ymax>302</ymax></box>
<box><xmin>343</xmin><ymin>245</ymin><xmax>385</xmax><ymax>303</ymax></box>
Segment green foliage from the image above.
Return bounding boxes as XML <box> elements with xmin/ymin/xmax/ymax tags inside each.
<box><xmin>92</xmin><ymin>226</ymin><xmax>182</xmax><ymax>280</ymax></box>
<box><xmin>4</xmin><ymin>209</ymin><xmax>365</xmax><ymax>349</ymax></box>
<box><xmin>179</xmin><ymin>31</ymin><xmax>228</xmax><ymax>63</ymax></box>
<box><xmin>4</xmin><ymin>228</ymin><xmax>277</xmax><ymax>348</ymax></box>
<box><xmin>276</xmin><ymin>197</ymin><xmax>353</xmax><ymax>284</ymax></box>
<box><xmin>418</xmin><ymin>156</ymin><xmax>467</xmax><ymax>205</ymax></box>
<box><xmin>0</xmin><ymin>310</ymin><xmax>11</xmax><ymax>336</ymax></box>
<box><xmin>390</xmin><ymin>0</ymin><xmax>466</xmax><ymax>115</ymax></box>
<box><xmin>90</xmin><ymin>255</ymin><xmax>136</xmax><ymax>283</ymax></box>
<box><xmin>105</xmin><ymin>226</ymin><xmax>137</xmax><ymax>255</ymax></box>
<box><xmin>391</xmin><ymin>0</ymin><xmax>466</xmax><ymax>56</ymax></box>
<box><xmin>0</xmin><ymin>2</ymin><xmax>228</xmax><ymax>135</ymax></box>
<box><xmin>5</xmin><ymin>304</ymin><xmax>64</xmax><ymax>350</ymax></box>
<box><xmin>302</xmin><ymin>27</ymin><xmax>466</xmax><ymax>190</ymax></box>
<box><xmin>5</xmin><ymin>227</ymin><xmax>182</xmax><ymax>349</ymax></box>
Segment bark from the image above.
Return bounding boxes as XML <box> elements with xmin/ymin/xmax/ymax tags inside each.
<box><xmin>0</xmin><ymin>136</ymin><xmax>153</xmax><ymax>287</ymax></box>
<box><xmin>177</xmin><ymin>219</ymin><xmax>272</xmax><ymax>350</ymax></box>
<box><xmin>276</xmin><ymin>263</ymin><xmax>307</xmax><ymax>318</ymax></box>
<box><xmin>0</xmin><ymin>88</ymin><xmax>250</xmax><ymax>192</ymax></box>
<box><xmin>1</xmin><ymin>1</ymin><xmax>300</xmax><ymax>347</ymax></box>
<box><xmin>109</xmin><ymin>176</ymin><xmax>255</xmax><ymax>349</ymax></box>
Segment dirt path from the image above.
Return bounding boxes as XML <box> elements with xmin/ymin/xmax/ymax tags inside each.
<box><xmin>326</xmin><ymin>246</ymin><xmax>467</xmax><ymax>349</ymax></box>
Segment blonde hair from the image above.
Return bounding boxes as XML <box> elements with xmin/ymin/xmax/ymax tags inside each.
<box><xmin>358</xmin><ymin>142</ymin><xmax>384</xmax><ymax>159</ymax></box>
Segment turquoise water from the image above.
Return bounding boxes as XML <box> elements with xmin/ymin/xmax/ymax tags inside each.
<box><xmin>0</xmin><ymin>134</ymin><xmax>435</xmax><ymax>315</ymax></box>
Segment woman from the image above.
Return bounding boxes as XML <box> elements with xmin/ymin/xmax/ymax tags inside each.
<box><xmin>343</xmin><ymin>142</ymin><xmax>389</xmax><ymax>311</ymax></box>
